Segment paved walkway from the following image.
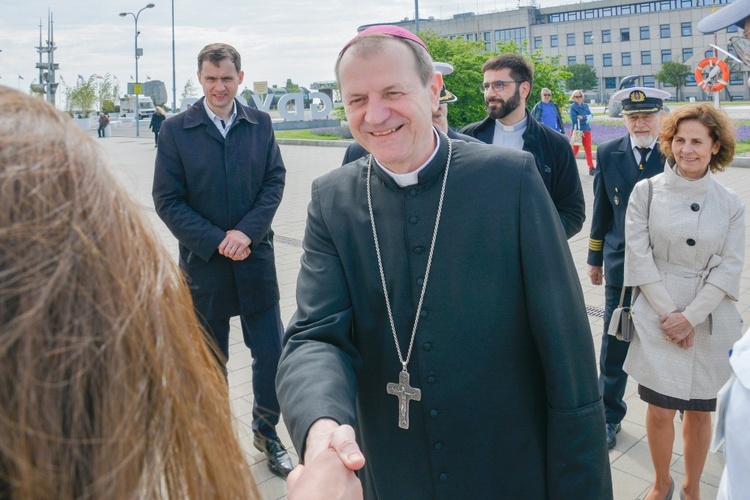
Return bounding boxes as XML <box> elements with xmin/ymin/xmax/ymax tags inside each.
<box><xmin>94</xmin><ymin>126</ymin><xmax>750</xmax><ymax>499</ymax></box>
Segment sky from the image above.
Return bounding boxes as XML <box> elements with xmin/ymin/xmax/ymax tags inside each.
<box><xmin>0</xmin><ymin>0</ymin><xmax>579</xmax><ymax>108</ymax></box>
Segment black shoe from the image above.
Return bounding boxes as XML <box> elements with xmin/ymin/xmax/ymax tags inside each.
<box><xmin>253</xmin><ymin>433</ymin><xmax>293</xmax><ymax>479</ymax></box>
<box><xmin>606</xmin><ymin>422</ymin><xmax>621</xmax><ymax>450</ymax></box>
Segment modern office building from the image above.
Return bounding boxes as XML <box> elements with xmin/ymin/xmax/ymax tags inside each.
<box><xmin>377</xmin><ymin>0</ymin><xmax>747</xmax><ymax>102</ymax></box>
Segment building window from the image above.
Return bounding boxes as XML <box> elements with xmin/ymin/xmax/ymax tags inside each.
<box><xmin>551</xmin><ymin>34</ymin><xmax>559</xmax><ymax>47</ymax></box>
<box><xmin>602</xmin><ymin>29</ymin><xmax>611</xmax><ymax>43</ymax></box>
<box><xmin>681</xmin><ymin>22</ymin><xmax>692</xmax><ymax>36</ymax></box>
<box><xmin>705</xmin><ymin>49</ymin><xmax>714</xmax><ymax>58</ymax></box>
<box><xmin>660</xmin><ymin>24</ymin><xmax>671</xmax><ymax>38</ymax></box>
<box><xmin>534</xmin><ymin>36</ymin><xmax>542</xmax><ymax>49</ymax></box>
<box><xmin>730</xmin><ymin>71</ymin><xmax>744</xmax><ymax>85</ymax></box>
<box><xmin>682</xmin><ymin>48</ymin><xmax>693</xmax><ymax>61</ymax></box>
<box><xmin>495</xmin><ymin>27</ymin><xmax>527</xmax><ymax>46</ymax></box>
<box><xmin>605</xmin><ymin>77</ymin><xmax>617</xmax><ymax>89</ymax></box>
<box><xmin>622</xmin><ymin>52</ymin><xmax>632</xmax><ymax>65</ymax></box>
<box><xmin>662</xmin><ymin>49</ymin><xmax>672</xmax><ymax>62</ymax></box>
<box><xmin>640</xmin><ymin>26</ymin><xmax>650</xmax><ymax>40</ymax></box>
<box><xmin>642</xmin><ymin>51</ymin><xmax>652</xmax><ymax>64</ymax></box>
<box><xmin>466</xmin><ymin>33</ymin><xmax>477</xmax><ymax>41</ymax></box>
<box><xmin>567</xmin><ymin>33</ymin><xmax>576</xmax><ymax>45</ymax></box>
<box><xmin>584</xmin><ymin>31</ymin><xmax>593</xmax><ymax>44</ymax></box>
<box><xmin>568</xmin><ymin>56</ymin><xmax>577</xmax><ymax>65</ymax></box>
<box><xmin>603</xmin><ymin>53</ymin><xmax>612</xmax><ymax>67</ymax></box>
<box><xmin>728</xmin><ymin>24</ymin><xmax>739</xmax><ymax>33</ymax></box>
<box><xmin>685</xmin><ymin>74</ymin><xmax>697</xmax><ymax>87</ymax></box>
<box><xmin>585</xmin><ymin>54</ymin><xmax>594</xmax><ymax>67</ymax></box>
<box><xmin>621</xmin><ymin>28</ymin><xmax>630</xmax><ymax>41</ymax></box>
<box><xmin>643</xmin><ymin>75</ymin><xmax>656</xmax><ymax>87</ymax></box>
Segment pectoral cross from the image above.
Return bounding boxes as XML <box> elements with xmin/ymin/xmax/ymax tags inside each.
<box><xmin>386</xmin><ymin>369</ymin><xmax>421</xmax><ymax>429</ymax></box>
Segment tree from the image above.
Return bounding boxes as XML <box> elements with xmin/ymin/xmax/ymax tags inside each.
<box><xmin>420</xmin><ymin>31</ymin><xmax>572</xmax><ymax>128</ymax></box>
<box><xmin>525</xmin><ymin>47</ymin><xmax>572</xmax><ymax>113</ymax></box>
<box><xmin>565</xmin><ymin>64</ymin><xmax>597</xmax><ymax>93</ymax></box>
<box><xmin>285</xmin><ymin>78</ymin><xmax>300</xmax><ymax>92</ymax></box>
<box><xmin>65</xmin><ymin>75</ymin><xmax>97</xmax><ymax>117</ymax></box>
<box><xmin>180</xmin><ymin>78</ymin><xmax>199</xmax><ymax>101</ymax></box>
<box><xmin>420</xmin><ymin>31</ymin><xmax>489</xmax><ymax>128</ymax></box>
<box><xmin>96</xmin><ymin>73</ymin><xmax>114</xmax><ymax>111</ymax></box>
<box><xmin>655</xmin><ymin>61</ymin><xmax>691</xmax><ymax>100</ymax></box>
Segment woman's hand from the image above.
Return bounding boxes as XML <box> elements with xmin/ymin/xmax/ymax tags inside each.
<box><xmin>659</xmin><ymin>311</ymin><xmax>694</xmax><ymax>347</ymax></box>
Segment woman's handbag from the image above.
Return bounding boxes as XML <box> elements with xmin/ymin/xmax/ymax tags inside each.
<box><xmin>570</xmin><ymin>121</ymin><xmax>583</xmax><ymax>146</ymax></box>
<box><xmin>608</xmin><ymin>286</ymin><xmax>636</xmax><ymax>342</ymax></box>
<box><xmin>607</xmin><ymin>179</ymin><xmax>654</xmax><ymax>343</ymax></box>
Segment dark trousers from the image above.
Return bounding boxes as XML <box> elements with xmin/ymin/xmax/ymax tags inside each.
<box><xmin>201</xmin><ymin>303</ymin><xmax>284</xmax><ymax>439</ymax></box>
<box><xmin>599</xmin><ymin>284</ymin><xmax>632</xmax><ymax>425</ymax></box>
<box><xmin>97</xmin><ymin>125</ymin><xmax>106</xmax><ymax>137</ymax></box>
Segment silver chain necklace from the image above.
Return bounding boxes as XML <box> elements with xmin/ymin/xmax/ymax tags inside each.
<box><xmin>366</xmin><ymin>133</ymin><xmax>452</xmax><ymax>429</ymax></box>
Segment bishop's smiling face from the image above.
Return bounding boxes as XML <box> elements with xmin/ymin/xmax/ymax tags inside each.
<box><xmin>338</xmin><ymin>38</ymin><xmax>441</xmax><ymax>174</ymax></box>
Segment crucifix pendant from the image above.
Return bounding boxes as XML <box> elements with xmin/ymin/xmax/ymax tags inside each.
<box><xmin>386</xmin><ymin>369</ymin><xmax>421</xmax><ymax>429</ymax></box>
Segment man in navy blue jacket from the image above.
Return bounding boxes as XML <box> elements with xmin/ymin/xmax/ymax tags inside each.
<box><xmin>152</xmin><ymin>43</ymin><xmax>292</xmax><ymax>478</ymax></box>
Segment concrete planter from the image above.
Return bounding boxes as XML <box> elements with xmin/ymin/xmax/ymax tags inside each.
<box><xmin>74</xmin><ymin>117</ymin><xmax>93</xmax><ymax>130</ymax></box>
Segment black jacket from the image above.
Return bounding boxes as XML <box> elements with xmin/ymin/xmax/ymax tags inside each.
<box><xmin>460</xmin><ymin>111</ymin><xmax>585</xmax><ymax>238</ymax></box>
<box><xmin>587</xmin><ymin>135</ymin><xmax>663</xmax><ymax>286</ymax></box>
<box><xmin>152</xmin><ymin>97</ymin><xmax>285</xmax><ymax>319</ymax></box>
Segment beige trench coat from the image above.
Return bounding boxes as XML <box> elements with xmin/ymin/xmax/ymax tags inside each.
<box><xmin>624</xmin><ymin>164</ymin><xmax>745</xmax><ymax>400</ymax></box>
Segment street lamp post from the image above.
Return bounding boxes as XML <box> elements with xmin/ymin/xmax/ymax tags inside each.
<box><xmin>120</xmin><ymin>3</ymin><xmax>155</xmax><ymax>138</ymax></box>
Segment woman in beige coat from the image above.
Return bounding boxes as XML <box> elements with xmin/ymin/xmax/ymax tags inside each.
<box><xmin>624</xmin><ymin>104</ymin><xmax>744</xmax><ymax>500</ymax></box>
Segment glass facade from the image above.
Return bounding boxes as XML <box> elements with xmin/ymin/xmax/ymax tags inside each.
<box><xmin>546</xmin><ymin>0</ymin><xmax>728</xmax><ymax>23</ymax></box>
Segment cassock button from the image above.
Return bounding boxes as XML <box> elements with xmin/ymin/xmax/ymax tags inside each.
<box><xmin>427</xmin><ymin>375</ymin><xmax>436</xmax><ymax>384</ymax></box>
<box><xmin>420</xmin><ymin>309</ymin><xmax>429</xmax><ymax>318</ymax></box>
<box><xmin>409</xmin><ymin>188</ymin><xmax>418</xmax><ymax>196</ymax></box>
<box><xmin>417</xmin><ymin>277</ymin><xmax>424</xmax><ymax>286</ymax></box>
<box><xmin>691</xmin><ymin>203</ymin><xmax>700</xmax><ymax>212</ymax></box>
<box><xmin>687</xmin><ymin>238</ymin><xmax>696</xmax><ymax>246</ymax></box>
<box><xmin>430</xmin><ymin>409</ymin><xmax>439</xmax><ymax>418</ymax></box>
<box><xmin>434</xmin><ymin>441</ymin><xmax>443</xmax><ymax>450</ymax></box>
<box><xmin>439</xmin><ymin>472</ymin><xmax>448</xmax><ymax>481</ymax></box>
<box><xmin>423</xmin><ymin>342</ymin><xmax>432</xmax><ymax>351</ymax></box>
<box><xmin>414</xmin><ymin>246</ymin><xmax>424</xmax><ymax>254</ymax></box>
<box><xmin>409</xmin><ymin>216</ymin><xmax>419</xmax><ymax>224</ymax></box>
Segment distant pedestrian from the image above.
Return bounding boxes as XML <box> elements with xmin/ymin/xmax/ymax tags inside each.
<box><xmin>97</xmin><ymin>112</ymin><xmax>109</xmax><ymax>138</ymax></box>
<box><xmin>149</xmin><ymin>106</ymin><xmax>166</xmax><ymax>147</ymax></box>
<box><xmin>531</xmin><ymin>87</ymin><xmax>563</xmax><ymax>133</ymax></box>
<box><xmin>569</xmin><ymin>90</ymin><xmax>594</xmax><ymax>175</ymax></box>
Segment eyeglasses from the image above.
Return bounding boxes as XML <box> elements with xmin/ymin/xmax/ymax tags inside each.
<box><xmin>729</xmin><ymin>36</ymin><xmax>750</xmax><ymax>66</ymax></box>
<box><xmin>573</xmin><ymin>94</ymin><xmax>583</xmax><ymax>98</ymax></box>
<box><xmin>542</xmin><ymin>94</ymin><xmax>551</xmax><ymax>97</ymax></box>
<box><xmin>480</xmin><ymin>80</ymin><xmax>521</xmax><ymax>93</ymax></box>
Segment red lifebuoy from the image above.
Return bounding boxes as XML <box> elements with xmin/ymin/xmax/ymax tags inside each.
<box><xmin>695</xmin><ymin>57</ymin><xmax>730</xmax><ymax>92</ymax></box>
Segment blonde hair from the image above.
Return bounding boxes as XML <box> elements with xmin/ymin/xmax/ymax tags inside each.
<box><xmin>0</xmin><ymin>87</ymin><xmax>256</xmax><ymax>498</ymax></box>
<box><xmin>569</xmin><ymin>89</ymin><xmax>583</xmax><ymax>102</ymax></box>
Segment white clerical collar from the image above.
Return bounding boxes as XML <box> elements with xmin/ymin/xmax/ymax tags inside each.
<box><xmin>203</xmin><ymin>98</ymin><xmax>237</xmax><ymax>138</ymax></box>
<box><xmin>496</xmin><ymin>115</ymin><xmax>528</xmax><ymax>132</ymax></box>
<box><xmin>374</xmin><ymin>128</ymin><xmax>441</xmax><ymax>187</ymax></box>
